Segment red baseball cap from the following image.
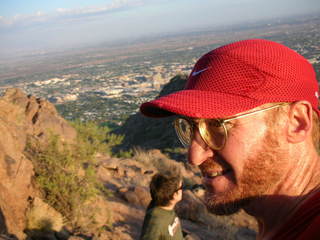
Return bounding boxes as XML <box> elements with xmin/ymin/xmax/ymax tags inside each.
<box><xmin>140</xmin><ymin>39</ymin><xmax>319</xmax><ymax>118</ymax></box>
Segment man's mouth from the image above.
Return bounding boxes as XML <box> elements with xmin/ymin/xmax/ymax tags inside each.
<box><xmin>201</xmin><ymin>167</ymin><xmax>234</xmax><ymax>195</ymax></box>
<box><xmin>204</xmin><ymin>169</ymin><xmax>231</xmax><ymax>178</ymax></box>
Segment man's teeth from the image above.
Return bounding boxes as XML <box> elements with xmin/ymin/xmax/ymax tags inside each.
<box><xmin>207</xmin><ymin>172</ymin><xmax>223</xmax><ymax>177</ymax></box>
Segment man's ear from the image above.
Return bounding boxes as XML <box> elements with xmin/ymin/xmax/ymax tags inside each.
<box><xmin>286</xmin><ymin>101</ymin><xmax>313</xmax><ymax>143</ymax></box>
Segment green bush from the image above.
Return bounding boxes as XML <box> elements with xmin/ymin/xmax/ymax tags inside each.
<box><xmin>28</xmin><ymin>135</ymin><xmax>99</xmax><ymax>226</ymax></box>
<box><xmin>70</xmin><ymin>119</ymin><xmax>124</xmax><ymax>157</ymax></box>
<box><xmin>115</xmin><ymin>149</ymin><xmax>133</xmax><ymax>158</ymax></box>
<box><xmin>26</xmin><ymin>120</ymin><xmax>124</xmax><ymax>229</ymax></box>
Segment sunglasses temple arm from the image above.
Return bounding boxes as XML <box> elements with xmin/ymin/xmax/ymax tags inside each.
<box><xmin>223</xmin><ymin>103</ymin><xmax>289</xmax><ymax>123</ymax></box>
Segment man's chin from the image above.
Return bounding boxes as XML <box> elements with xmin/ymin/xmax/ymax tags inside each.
<box><xmin>205</xmin><ymin>198</ymin><xmax>251</xmax><ymax>216</ymax></box>
<box><xmin>206</xmin><ymin>202</ymin><xmax>241</xmax><ymax>215</ymax></box>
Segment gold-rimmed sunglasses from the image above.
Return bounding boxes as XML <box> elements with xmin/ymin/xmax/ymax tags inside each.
<box><xmin>173</xmin><ymin>103</ymin><xmax>289</xmax><ymax>150</ymax></box>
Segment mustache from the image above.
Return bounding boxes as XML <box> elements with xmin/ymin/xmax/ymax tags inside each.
<box><xmin>199</xmin><ymin>153</ymin><xmax>231</xmax><ymax>171</ymax></box>
<box><xmin>199</xmin><ymin>153</ymin><xmax>235</xmax><ymax>182</ymax></box>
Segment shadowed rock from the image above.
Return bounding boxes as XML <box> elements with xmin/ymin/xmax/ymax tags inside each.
<box><xmin>114</xmin><ymin>75</ymin><xmax>187</xmax><ymax>151</ymax></box>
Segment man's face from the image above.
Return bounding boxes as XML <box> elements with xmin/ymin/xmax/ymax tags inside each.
<box><xmin>188</xmin><ymin>112</ymin><xmax>287</xmax><ymax>215</ymax></box>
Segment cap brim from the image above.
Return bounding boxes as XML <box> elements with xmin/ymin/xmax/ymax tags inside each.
<box><xmin>140</xmin><ymin>90</ymin><xmax>264</xmax><ymax>119</ymax></box>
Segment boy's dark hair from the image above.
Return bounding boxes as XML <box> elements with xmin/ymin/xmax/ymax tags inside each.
<box><xmin>149</xmin><ymin>172</ymin><xmax>182</xmax><ymax>207</ymax></box>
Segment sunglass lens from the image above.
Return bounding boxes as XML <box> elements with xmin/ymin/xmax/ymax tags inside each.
<box><xmin>199</xmin><ymin>120</ymin><xmax>226</xmax><ymax>150</ymax></box>
<box><xmin>174</xmin><ymin>118</ymin><xmax>193</xmax><ymax>148</ymax></box>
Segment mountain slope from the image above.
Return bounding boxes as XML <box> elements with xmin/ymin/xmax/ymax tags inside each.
<box><xmin>115</xmin><ymin>74</ymin><xmax>187</xmax><ymax>151</ymax></box>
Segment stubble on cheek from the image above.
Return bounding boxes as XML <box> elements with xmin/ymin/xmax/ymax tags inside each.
<box><xmin>203</xmin><ymin>129</ymin><xmax>285</xmax><ymax>215</ymax></box>
<box><xmin>241</xmin><ymin>130</ymin><xmax>285</xmax><ymax>197</ymax></box>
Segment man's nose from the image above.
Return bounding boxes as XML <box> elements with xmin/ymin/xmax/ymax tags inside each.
<box><xmin>187</xmin><ymin>130</ymin><xmax>214</xmax><ymax>166</ymax></box>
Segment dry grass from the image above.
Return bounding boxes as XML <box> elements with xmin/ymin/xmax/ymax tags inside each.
<box><xmin>132</xmin><ymin>146</ymin><xmax>181</xmax><ymax>174</ymax></box>
<box><xmin>132</xmin><ymin>147</ymin><xmax>154</xmax><ymax>167</ymax></box>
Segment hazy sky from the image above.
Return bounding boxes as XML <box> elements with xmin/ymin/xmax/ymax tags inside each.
<box><xmin>1</xmin><ymin>0</ymin><xmax>319</xmax><ymax>57</ymax></box>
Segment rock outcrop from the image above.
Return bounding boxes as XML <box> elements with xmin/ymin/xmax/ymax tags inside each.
<box><xmin>0</xmin><ymin>88</ymin><xmax>76</xmax><ymax>239</ymax></box>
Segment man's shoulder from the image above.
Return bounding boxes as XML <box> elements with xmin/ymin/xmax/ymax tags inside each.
<box><xmin>297</xmin><ymin>214</ymin><xmax>320</xmax><ymax>240</ymax></box>
<box><xmin>295</xmin><ymin>190</ymin><xmax>320</xmax><ymax>239</ymax></box>
<box><xmin>273</xmin><ymin>189</ymin><xmax>320</xmax><ymax>239</ymax></box>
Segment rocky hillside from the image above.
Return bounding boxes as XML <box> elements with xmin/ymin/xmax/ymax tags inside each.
<box><xmin>0</xmin><ymin>88</ymin><xmax>76</xmax><ymax>239</ymax></box>
<box><xmin>94</xmin><ymin>150</ymin><xmax>258</xmax><ymax>240</ymax></box>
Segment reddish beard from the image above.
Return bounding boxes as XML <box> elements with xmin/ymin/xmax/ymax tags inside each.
<box><xmin>203</xmin><ymin>129</ymin><xmax>285</xmax><ymax>215</ymax></box>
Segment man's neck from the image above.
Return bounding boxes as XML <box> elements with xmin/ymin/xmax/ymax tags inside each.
<box><xmin>244</xmin><ymin>151</ymin><xmax>320</xmax><ymax>239</ymax></box>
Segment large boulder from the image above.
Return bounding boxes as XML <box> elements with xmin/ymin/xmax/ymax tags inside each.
<box><xmin>0</xmin><ymin>88</ymin><xmax>77</xmax><ymax>239</ymax></box>
<box><xmin>120</xmin><ymin>186</ymin><xmax>151</xmax><ymax>208</ymax></box>
<box><xmin>176</xmin><ymin>190</ymin><xmax>209</xmax><ymax>223</ymax></box>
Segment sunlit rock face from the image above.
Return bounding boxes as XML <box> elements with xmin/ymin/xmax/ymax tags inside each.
<box><xmin>0</xmin><ymin>88</ymin><xmax>76</xmax><ymax>239</ymax></box>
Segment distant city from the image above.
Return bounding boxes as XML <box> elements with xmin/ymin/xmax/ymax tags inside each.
<box><xmin>0</xmin><ymin>14</ymin><xmax>319</xmax><ymax>126</ymax></box>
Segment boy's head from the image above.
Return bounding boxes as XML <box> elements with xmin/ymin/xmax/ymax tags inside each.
<box><xmin>150</xmin><ymin>172</ymin><xmax>182</xmax><ymax>207</ymax></box>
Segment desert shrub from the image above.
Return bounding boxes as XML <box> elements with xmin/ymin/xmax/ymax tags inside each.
<box><xmin>70</xmin><ymin>119</ymin><xmax>124</xmax><ymax>157</ymax></box>
<box><xmin>115</xmin><ymin>149</ymin><xmax>133</xmax><ymax>158</ymax></box>
<box><xmin>27</xmin><ymin>120</ymin><xmax>123</xmax><ymax>229</ymax></box>
<box><xmin>28</xmin><ymin>135</ymin><xmax>99</xmax><ymax>226</ymax></box>
<box><xmin>132</xmin><ymin>147</ymin><xmax>156</xmax><ymax>169</ymax></box>
<box><xmin>132</xmin><ymin>147</ymin><xmax>180</xmax><ymax>173</ymax></box>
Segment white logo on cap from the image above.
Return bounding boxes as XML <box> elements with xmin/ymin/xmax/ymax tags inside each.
<box><xmin>315</xmin><ymin>91</ymin><xmax>319</xmax><ymax>99</ymax></box>
<box><xmin>192</xmin><ymin>67</ymin><xmax>209</xmax><ymax>76</ymax></box>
